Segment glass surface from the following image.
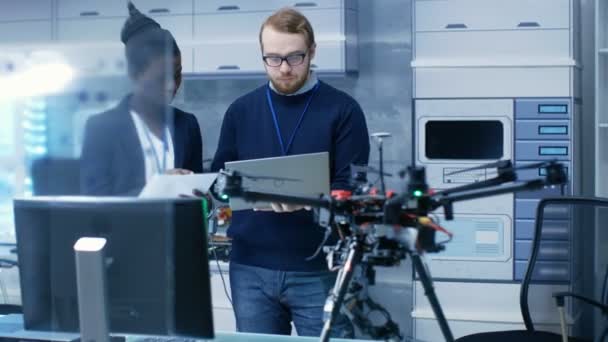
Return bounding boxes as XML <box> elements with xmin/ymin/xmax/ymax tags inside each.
<box><xmin>0</xmin><ymin>2</ymin><xmax>211</xmax><ymax>338</ymax></box>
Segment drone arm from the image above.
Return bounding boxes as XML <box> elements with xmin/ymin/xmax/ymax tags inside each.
<box><xmin>436</xmin><ymin>179</ymin><xmax>545</xmax><ymax>209</ymax></box>
<box><xmin>434</xmin><ymin>172</ymin><xmax>516</xmax><ymax>196</ymax></box>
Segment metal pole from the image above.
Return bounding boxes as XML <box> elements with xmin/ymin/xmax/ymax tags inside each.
<box><xmin>74</xmin><ymin>237</ymin><xmax>111</xmax><ymax>342</ymax></box>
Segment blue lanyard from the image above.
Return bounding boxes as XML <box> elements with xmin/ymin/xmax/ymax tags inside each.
<box><xmin>266</xmin><ymin>83</ymin><xmax>319</xmax><ymax>156</ymax></box>
<box><xmin>142</xmin><ymin>124</ymin><xmax>167</xmax><ymax>174</ymax></box>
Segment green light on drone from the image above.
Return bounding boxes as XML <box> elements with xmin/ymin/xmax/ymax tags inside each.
<box><xmin>413</xmin><ymin>190</ymin><xmax>423</xmax><ymax>197</ymax></box>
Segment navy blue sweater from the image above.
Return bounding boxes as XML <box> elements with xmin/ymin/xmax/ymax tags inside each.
<box><xmin>211</xmin><ymin>81</ymin><xmax>370</xmax><ymax>271</ymax></box>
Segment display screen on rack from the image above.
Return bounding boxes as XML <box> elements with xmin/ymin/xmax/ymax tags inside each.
<box><xmin>425</xmin><ymin>120</ymin><xmax>504</xmax><ymax>160</ymax></box>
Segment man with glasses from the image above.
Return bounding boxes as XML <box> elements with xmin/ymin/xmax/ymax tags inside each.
<box><xmin>211</xmin><ymin>8</ymin><xmax>369</xmax><ymax>337</ymax></box>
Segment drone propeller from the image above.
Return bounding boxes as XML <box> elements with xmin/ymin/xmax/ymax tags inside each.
<box><xmin>483</xmin><ymin>160</ymin><xmax>562</xmax><ymax>175</ymax></box>
<box><xmin>351</xmin><ymin>164</ymin><xmax>393</xmax><ymax>177</ymax></box>
<box><xmin>498</xmin><ymin>160</ymin><xmax>566</xmax><ymax>184</ymax></box>
<box><xmin>445</xmin><ymin>160</ymin><xmax>513</xmax><ymax>176</ymax></box>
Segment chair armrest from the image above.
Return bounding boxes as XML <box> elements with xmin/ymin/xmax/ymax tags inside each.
<box><xmin>0</xmin><ymin>259</ymin><xmax>18</xmax><ymax>269</ymax></box>
<box><xmin>552</xmin><ymin>291</ymin><xmax>608</xmax><ymax>315</ymax></box>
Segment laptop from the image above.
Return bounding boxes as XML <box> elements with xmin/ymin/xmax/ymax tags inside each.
<box><xmin>224</xmin><ymin>152</ymin><xmax>330</xmax><ymax>211</ymax></box>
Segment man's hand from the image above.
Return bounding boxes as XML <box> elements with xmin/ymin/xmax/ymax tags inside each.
<box><xmin>165</xmin><ymin>168</ymin><xmax>193</xmax><ymax>175</ymax></box>
<box><xmin>254</xmin><ymin>203</ymin><xmax>312</xmax><ymax>213</ymax></box>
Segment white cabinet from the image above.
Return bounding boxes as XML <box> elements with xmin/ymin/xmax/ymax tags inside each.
<box><xmin>152</xmin><ymin>16</ymin><xmax>194</xmax><ymax>43</ymax></box>
<box><xmin>312</xmin><ymin>40</ymin><xmax>352</xmax><ymax>74</ymax></box>
<box><xmin>0</xmin><ymin>21</ymin><xmax>52</xmax><ymax>43</ymax></box>
<box><xmin>56</xmin><ymin>0</ymin><xmax>193</xmax><ymax>43</ymax></box>
<box><xmin>194</xmin><ymin>0</ymin><xmax>353</xmax><ymax>13</ymax></box>
<box><xmin>195</xmin><ymin>9</ymin><xmax>344</xmax><ymax>43</ymax></box>
<box><xmin>56</xmin><ymin>0</ymin><xmax>127</xmax><ymax>19</ymax></box>
<box><xmin>192</xmin><ymin>2</ymin><xmax>358</xmax><ymax>76</ymax></box>
<box><xmin>57</xmin><ymin>0</ymin><xmax>192</xmax><ymax>19</ymax></box>
<box><xmin>194</xmin><ymin>41</ymin><xmax>262</xmax><ymax>75</ymax></box>
<box><xmin>193</xmin><ymin>39</ymin><xmax>349</xmax><ymax>75</ymax></box>
<box><xmin>57</xmin><ymin>17</ymin><xmax>124</xmax><ymax>41</ymax></box>
<box><xmin>0</xmin><ymin>0</ymin><xmax>52</xmax><ymax>21</ymax></box>
<box><xmin>415</xmin><ymin>0</ymin><xmax>570</xmax><ymax>32</ymax></box>
<box><xmin>412</xmin><ymin>0</ymin><xmax>578</xmax><ymax>98</ymax></box>
<box><xmin>0</xmin><ymin>0</ymin><xmax>356</xmax><ymax>77</ymax></box>
<box><xmin>0</xmin><ymin>0</ymin><xmax>52</xmax><ymax>44</ymax></box>
<box><xmin>414</xmin><ymin>67</ymin><xmax>572</xmax><ymax>98</ymax></box>
<box><xmin>413</xmin><ymin>0</ymin><xmax>575</xmax><ymax>67</ymax></box>
<box><xmin>45</xmin><ymin>43</ymin><xmax>127</xmax><ymax>77</ymax></box>
<box><xmin>131</xmin><ymin>0</ymin><xmax>193</xmax><ymax>16</ymax></box>
<box><xmin>57</xmin><ymin>15</ymin><xmax>193</xmax><ymax>43</ymax></box>
<box><xmin>415</xmin><ymin>29</ymin><xmax>571</xmax><ymax>63</ymax></box>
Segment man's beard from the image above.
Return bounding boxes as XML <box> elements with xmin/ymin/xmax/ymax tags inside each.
<box><xmin>269</xmin><ymin>63</ymin><xmax>310</xmax><ymax>94</ymax></box>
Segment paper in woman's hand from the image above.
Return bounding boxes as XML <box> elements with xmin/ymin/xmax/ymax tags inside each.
<box><xmin>139</xmin><ymin>173</ymin><xmax>217</xmax><ymax>198</ymax></box>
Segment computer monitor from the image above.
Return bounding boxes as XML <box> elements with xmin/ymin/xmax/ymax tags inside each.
<box><xmin>13</xmin><ymin>197</ymin><xmax>214</xmax><ymax>339</ymax></box>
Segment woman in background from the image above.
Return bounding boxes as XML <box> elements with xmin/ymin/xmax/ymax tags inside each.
<box><xmin>80</xmin><ymin>2</ymin><xmax>202</xmax><ymax>196</ymax></box>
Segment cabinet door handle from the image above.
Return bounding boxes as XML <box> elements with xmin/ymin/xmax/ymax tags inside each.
<box><xmin>445</xmin><ymin>23</ymin><xmax>467</xmax><ymax>29</ymax></box>
<box><xmin>79</xmin><ymin>11</ymin><xmax>100</xmax><ymax>17</ymax></box>
<box><xmin>149</xmin><ymin>8</ymin><xmax>170</xmax><ymax>14</ymax></box>
<box><xmin>294</xmin><ymin>2</ymin><xmax>318</xmax><ymax>7</ymax></box>
<box><xmin>517</xmin><ymin>21</ymin><xmax>541</xmax><ymax>28</ymax></box>
<box><xmin>217</xmin><ymin>65</ymin><xmax>240</xmax><ymax>70</ymax></box>
<box><xmin>217</xmin><ymin>5</ymin><xmax>240</xmax><ymax>11</ymax></box>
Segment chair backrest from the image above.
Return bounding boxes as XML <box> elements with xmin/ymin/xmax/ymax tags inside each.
<box><xmin>0</xmin><ymin>304</ymin><xmax>22</xmax><ymax>315</ymax></box>
<box><xmin>520</xmin><ymin>196</ymin><xmax>608</xmax><ymax>331</ymax></box>
<box><xmin>30</xmin><ymin>157</ymin><xmax>81</xmax><ymax>196</ymax></box>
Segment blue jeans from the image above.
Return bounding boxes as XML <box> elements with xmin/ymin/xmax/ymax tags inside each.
<box><xmin>229</xmin><ymin>262</ymin><xmax>354</xmax><ymax>337</ymax></box>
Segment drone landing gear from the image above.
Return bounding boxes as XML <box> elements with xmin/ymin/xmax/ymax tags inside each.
<box><xmin>320</xmin><ymin>238</ymin><xmax>454</xmax><ymax>342</ymax></box>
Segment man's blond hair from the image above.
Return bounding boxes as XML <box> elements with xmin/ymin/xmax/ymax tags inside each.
<box><xmin>259</xmin><ymin>8</ymin><xmax>315</xmax><ymax>49</ymax></box>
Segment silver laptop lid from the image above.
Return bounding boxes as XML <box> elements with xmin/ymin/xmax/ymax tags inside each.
<box><xmin>224</xmin><ymin>152</ymin><xmax>329</xmax><ymax>211</ymax></box>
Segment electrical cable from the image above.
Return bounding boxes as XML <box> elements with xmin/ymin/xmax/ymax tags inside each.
<box><xmin>602</xmin><ymin>263</ymin><xmax>608</xmax><ymax>314</ymax></box>
<box><xmin>211</xmin><ymin>247</ymin><xmax>233</xmax><ymax>307</ymax></box>
<box><xmin>598</xmin><ymin>324</ymin><xmax>608</xmax><ymax>342</ymax></box>
<box><xmin>204</xmin><ymin>199</ymin><xmax>233</xmax><ymax>307</ymax></box>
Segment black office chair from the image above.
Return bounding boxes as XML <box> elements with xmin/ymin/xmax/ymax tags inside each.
<box><xmin>3</xmin><ymin>157</ymin><xmax>79</xmax><ymax>316</ymax></box>
<box><xmin>0</xmin><ymin>255</ymin><xmax>21</xmax><ymax>315</ymax></box>
<box><xmin>30</xmin><ymin>157</ymin><xmax>81</xmax><ymax>195</ymax></box>
<box><xmin>456</xmin><ymin>197</ymin><xmax>608</xmax><ymax>342</ymax></box>
<box><xmin>0</xmin><ymin>304</ymin><xmax>21</xmax><ymax>315</ymax></box>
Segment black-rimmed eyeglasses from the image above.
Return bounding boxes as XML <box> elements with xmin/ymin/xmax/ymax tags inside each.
<box><xmin>262</xmin><ymin>51</ymin><xmax>307</xmax><ymax>67</ymax></box>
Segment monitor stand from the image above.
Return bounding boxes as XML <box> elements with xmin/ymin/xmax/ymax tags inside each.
<box><xmin>74</xmin><ymin>237</ymin><xmax>125</xmax><ymax>342</ymax></box>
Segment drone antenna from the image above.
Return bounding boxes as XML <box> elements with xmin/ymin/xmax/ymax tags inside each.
<box><xmin>371</xmin><ymin>132</ymin><xmax>391</xmax><ymax>196</ymax></box>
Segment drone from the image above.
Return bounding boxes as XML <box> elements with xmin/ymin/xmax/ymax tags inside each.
<box><xmin>213</xmin><ymin>147</ymin><xmax>567</xmax><ymax>342</ymax></box>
